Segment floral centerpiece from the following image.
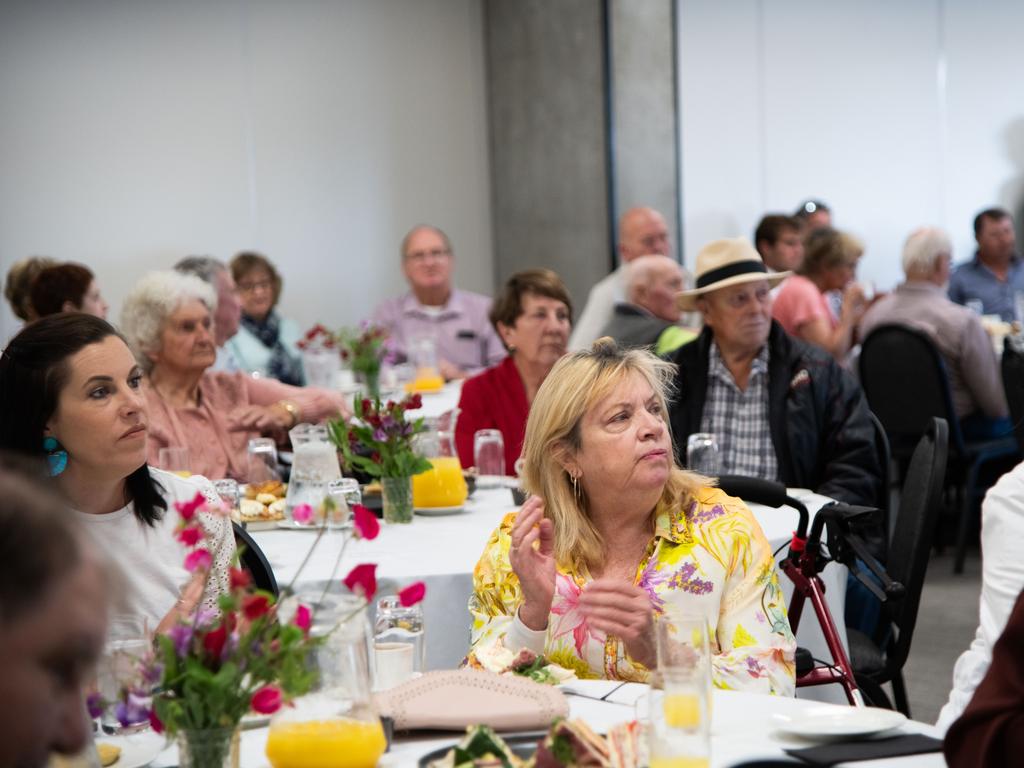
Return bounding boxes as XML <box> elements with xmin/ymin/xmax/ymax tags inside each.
<box><xmin>100</xmin><ymin>491</ymin><xmax>425</xmax><ymax>768</ymax></box>
<box><xmin>328</xmin><ymin>394</ymin><xmax>432</xmax><ymax>524</ymax></box>
<box><xmin>336</xmin><ymin>323</ymin><xmax>390</xmax><ymax>400</ymax></box>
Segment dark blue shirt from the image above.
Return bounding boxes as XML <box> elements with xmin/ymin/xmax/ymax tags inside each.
<box><xmin>948</xmin><ymin>252</ymin><xmax>1024</xmax><ymax>322</ymax></box>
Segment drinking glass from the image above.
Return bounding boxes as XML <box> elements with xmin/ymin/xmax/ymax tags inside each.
<box><xmin>686</xmin><ymin>433</ymin><xmax>720</xmax><ymax>476</ymax></box>
<box><xmin>247</xmin><ymin>438</ymin><xmax>280</xmax><ymax>485</ymax></box>
<box><xmin>97</xmin><ymin>615</ymin><xmax>151</xmax><ymax>734</ymax></box>
<box><xmin>373</xmin><ymin>595</ymin><xmax>425</xmax><ymax>690</ymax></box>
<box><xmin>158</xmin><ymin>446</ymin><xmax>191</xmax><ymax>477</ymax></box>
<box><xmin>213</xmin><ymin>478</ymin><xmax>240</xmax><ymax>522</ymax></box>
<box><xmin>473</xmin><ymin>429</ymin><xmax>505</xmax><ymax>488</ymax></box>
<box><xmin>324</xmin><ymin>478</ymin><xmax>361</xmax><ymax>528</ymax></box>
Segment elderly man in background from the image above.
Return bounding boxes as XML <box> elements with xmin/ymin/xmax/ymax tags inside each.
<box><xmin>371</xmin><ymin>224</ymin><xmax>505</xmax><ymax>380</ymax></box>
<box><xmin>174</xmin><ymin>256</ymin><xmax>243</xmax><ymax>373</ymax></box>
<box><xmin>860</xmin><ymin>227</ymin><xmax>1009</xmax><ymax>438</ymax></box>
<box><xmin>949</xmin><ymin>208</ymin><xmax>1023</xmax><ymax>322</ymax></box>
<box><xmin>598</xmin><ymin>254</ymin><xmax>693</xmax><ymax>354</ymax></box>
<box><xmin>570</xmin><ymin>206</ymin><xmax>679</xmax><ymax>350</ymax></box>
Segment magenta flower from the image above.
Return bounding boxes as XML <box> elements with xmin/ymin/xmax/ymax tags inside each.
<box><xmin>343</xmin><ymin>563</ymin><xmax>378</xmax><ymax>601</ymax></box>
<box><xmin>176</xmin><ymin>525</ymin><xmax>203</xmax><ymax>547</ymax></box>
<box><xmin>173</xmin><ymin>492</ymin><xmax>206</xmax><ymax>522</ymax></box>
<box><xmin>293</xmin><ymin>604</ymin><xmax>312</xmax><ymax>633</ymax></box>
<box><xmin>292</xmin><ymin>503</ymin><xmax>314</xmax><ymax>525</ymax></box>
<box><xmin>352</xmin><ymin>504</ymin><xmax>380</xmax><ymax>540</ymax></box>
<box><xmin>184</xmin><ymin>548</ymin><xmax>212</xmax><ymax>572</ymax></box>
<box><xmin>251</xmin><ymin>685</ymin><xmax>283</xmax><ymax>714</ymax></box>
<box><xmin>398</xmin><ymin>581</ymin><xmax>426</xmax><ymax>607</ymax></box>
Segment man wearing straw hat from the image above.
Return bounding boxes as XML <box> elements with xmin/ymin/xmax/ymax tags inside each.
<box><xmin>667</xmin><ymin>237</ymin><xmax>880</xmax><ymax>511</ymax></box>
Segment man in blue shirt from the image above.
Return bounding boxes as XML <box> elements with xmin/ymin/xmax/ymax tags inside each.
<box><xmin>948</xmin><ymin>208</ymin><xmax>1023</xmax><ymax>322</ymax></box>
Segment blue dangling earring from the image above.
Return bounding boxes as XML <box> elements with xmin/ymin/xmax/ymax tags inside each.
<box><xmin>42</xmin><ymin>436</ymin><xmax>68</xmax><ymax>477</ymax></box>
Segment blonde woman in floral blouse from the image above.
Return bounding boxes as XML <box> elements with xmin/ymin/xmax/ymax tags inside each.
<box><xmin>468</xmin><ymin>339</ymin><xmax>796</xmax><ymax>695</ymax></box>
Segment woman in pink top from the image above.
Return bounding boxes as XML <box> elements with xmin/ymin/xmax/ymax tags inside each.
<box><xmin>121</xmin><ymin>271</ymin><xmax>348</xmax><ymax>481</ymax></box>
<box><xmin>772</xmin><ymin>227</ymin><xmax>868</xmax><ymax>361</ymax></box>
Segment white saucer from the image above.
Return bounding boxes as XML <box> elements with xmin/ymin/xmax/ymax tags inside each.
<box><xmin>94</xmin><ymin>730</ymin><xmax>164</xmax><ymax>768</ymax></box>
<box><xmin>414</xmin><ymin>505</ymin><xmax>465</xmax><ymax>516</ymax></box>
<box><xmin>772</xmin><ymin>705</ymin><xmax>907</xmax><ymax>741</ymax></box>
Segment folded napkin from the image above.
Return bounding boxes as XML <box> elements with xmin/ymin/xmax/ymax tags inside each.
<box><xmin>374</xmin><ymin>668</ymin><xmax>568</xmax><ymax>732</ymax></box>
<box><xmin>783</xmin><ymin>733</ymin><xmax>943</xmax><ymax>766</ymax></box>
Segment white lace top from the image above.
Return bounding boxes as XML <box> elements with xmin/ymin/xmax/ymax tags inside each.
<box><xmin>75</xmin><ymin>467</ymin><xmax>234</xmax><ymax>630</ymax></box>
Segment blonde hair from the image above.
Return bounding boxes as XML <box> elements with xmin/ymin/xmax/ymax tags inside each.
<box><xmin>521</xmin><ymin>338</ymin><xmax>708</xmax><ymax>572</ymax></box>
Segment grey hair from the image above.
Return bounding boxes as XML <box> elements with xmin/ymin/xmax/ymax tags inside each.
<box><xmin>174</xmin><ymin>255</ymin><xmax>227</xmax><ymax>285</ymax></box>
<box><xmin>120</xmin><ymin>270</ymin><xmax>217</xmax><ymax>372</ymax></box>
<box><xmin>400</xmin><ymin>224</ymin><xmax>453</xmax><ymax>260</ymax></box>
<box><xmin>624</xmin><ymin>254</ymin><xmax>680</xmax><ymax>303</ymax></box>
<box><xmin>902</xmin><ymin>227</ymin><xmax>952</xmax><ymax>278</ymax></box>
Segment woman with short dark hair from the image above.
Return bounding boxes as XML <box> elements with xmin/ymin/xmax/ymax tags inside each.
<box><xmin>455</xmin><ymin>268</ymin><xmax>573</xmax><ymax>475</ymax></box>
<box><xmin>30</xmin><ymin>262</ymin><xmax>109</xmax><ymax>319</ymax></box>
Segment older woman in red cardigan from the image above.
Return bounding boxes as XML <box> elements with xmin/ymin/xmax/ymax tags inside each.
<box><xmin>455</xmin><ymin>269</ymin><xmax>572</xmax><ymax>476</ymax></box>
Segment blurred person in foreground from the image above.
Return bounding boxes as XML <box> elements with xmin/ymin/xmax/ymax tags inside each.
<box><xmin>226</xmin><ymin>251</ymin><xmax>304</xmax><ymax>385</ymax></box>
<box><xmin>859</xmin><ymin>227</ymin><xmax>1009</xmax><ymax>439</ymax></box>
<box><xmin>598</xmin><ymin>254</ymin><xmax>693</xmax><ymax>354</ymax></box>
<box><xmin>0</xmin><ymin>467</ymin><xmax>111</xmax><ymax>768</ymax></box>
<box><xmin>120</xmin><ymin>271</ymin><xmax>347</xmax><ymax>481</ymax></box>
<box><xmin>174</xmin><ymin>256</ymin><xmax>243</xmax><ymax>373</ymax></box>
<box><xmin>4</xmin><ymin>255</ymin><xmax>56</xmax><ymax>323</ymax></box>
<box><xmin>948</xmin><ymin>207</ymin><xmax>1023</xmax><ymax>322</ymax></box>
<box><xmin>455</xmin><ymin>269</ymin><xmax>572</xmax><ymax>476</ymax></box>
<box><xmin>371</xmin><ymin>224</ymin><xmax>505</xmax><ymax>380</ymax></box>
<box><xmin>30</xmin><ymin>262</ymin><xmax>109</xmax><ymax>320</ymax></box>
<box><xmin>0</xmin><ymin>313</ymin><xmax>233</xmax><ymax>632</ymax></box>
<box><xmin>467</xmin><ymin>340</ymin><xmax>795</xmax><ymax>692</ymax></box>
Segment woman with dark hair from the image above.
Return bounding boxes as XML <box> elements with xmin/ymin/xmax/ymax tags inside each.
<box><xmin>0</xmin><ymin>313</ymin><xmax>232</xmax><ymax>632</ymax></box>
<box><xmin>455</xmin><ymin>268</ymin><xmax>573</xmax><ymax>476</ymax></box>
<box><xmin>29</xmin><ymin>262</ymin><xmax>109</xmax><ymax>319</ymax></box>
<box><xmin>226</xmin><ymin>251</ymin><xmax>305</xmax><ymax>385</ymax></box>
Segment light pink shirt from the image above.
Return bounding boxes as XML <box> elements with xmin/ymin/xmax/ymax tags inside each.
<box><xmin>145</xmin><ymin>371</ymin><xmax>346</xmax><ymax>481</ymax></box>
<box><xmin>772</xmin><ymin>275</ymin><xmax>835</xmax><ymax>336</ymax></box>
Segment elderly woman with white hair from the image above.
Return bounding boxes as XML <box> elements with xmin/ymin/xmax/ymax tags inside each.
<box><xmin>121</xmin><ymin>270</ymin><xmax>348</xmax><ymax>481</ymax></box>
<box><xmin>859</xmin><ymin>226</ymin><xmax>1008</xmax><ymax>437</ymax></box>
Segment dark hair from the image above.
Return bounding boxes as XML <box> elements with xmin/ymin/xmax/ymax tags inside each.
<box><xmin>4</xmin><ymin>256</ymin><xmax>57</xmax><ymax>321</ymax></box>
<box><xmin>0</xmin><ymin>461</ymin><xmax>84</xmax><ymax>622</ymax></box>
<box><xmin>0</xmin><ymin>314</ymin><xmax>166</xmax><ymax>526</ymax></box>
<box><xmin>754</xmin><ymin>214</ymin><xmax>801</xmax><ymax>250</ymax></box>
<box><xmin>973</xmin><ymin>207</ymin><xmax>1011</xmax><ymax>237</ymax></box>
<box><xmin>489</xmin><ymin>269</ymin><xmax>574</xmax><ymax>340</ymax></box>
<box><xmin>231</xmin><ymin>250</ymin><xmax>283</xmax><ymax>307</ymax></box>
<box><xmin>794</xmin><ymin>199</ymin><xmax>830</xmax><ymax>221</ymax></box>
<box><xmin>29</xmin><ymin>262</ymin><xmax>94</xmax><ymax>317</ymax></box>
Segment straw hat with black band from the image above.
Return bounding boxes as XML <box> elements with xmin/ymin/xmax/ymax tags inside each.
<box><xmin>677</xmin><ymin>237</ymin><xmax>790</xmax><ymax>311</ymax></box>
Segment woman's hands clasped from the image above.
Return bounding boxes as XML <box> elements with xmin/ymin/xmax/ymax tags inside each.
<box><xmin>579</xmin><ymin>579</ymin><xmax>656</xmax><ymax>668</ymax></box>
<box><xmin>509</xmin><ymin>496</ymin><xmax>556</xmax><ymax>631</ymax></box>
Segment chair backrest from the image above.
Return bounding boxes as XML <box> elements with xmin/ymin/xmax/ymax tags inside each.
<box><xmin>882</xmin><ymin>417</ymin><xmax>948</xmax><ymax>673</ymax></box>
<box><xmin>859</xmin><ymin>324</ymin><xmax>966</xmax><ymax>458</ymax></box>
<box><xmin>233</xmin><ymin>522</ymin><xmax>279</xmax><ymax>597</ymax></box>
<box><xmin>1000</xmin><ymin>336</ymin><xmax>1024</xmax><ymax>454</ymax></box>
<box><xmin>868</xmin><ymin>410</ymin><xmax>893</xmax><ymax>540</ymax></box>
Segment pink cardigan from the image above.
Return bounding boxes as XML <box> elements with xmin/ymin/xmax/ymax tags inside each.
<box><xmin>145</xmin><ymin>371</ymin><xmax>346</xmax><ymax>481</ymax></box>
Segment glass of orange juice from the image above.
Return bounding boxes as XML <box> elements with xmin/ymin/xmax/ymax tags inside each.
<box><xmin>411</xmin><ymin>456</ymin><xmax>467</xmax><ymax>509</ymax></box>
<box><xmin>266</xmin><ymin>597</ymin><xmax>386</xmax><ymax>768</ymax></box>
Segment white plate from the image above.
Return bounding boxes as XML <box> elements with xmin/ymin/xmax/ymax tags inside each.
<box><xmin>772</xmin><ymin>705</ymin><xmax>907</xmax><ymax>741</ymax></box>
<box><xmin>275</xmin><ymin>519</ymin><xmax>322</xmax><ymax>531</ymax></box>
<box><xmin>94</xmin><ymin>730</ymin><xmax>164</xmax><ymax>768</ymax></box>
<box><xmin>414</xmin><ymin>505</ymin><xmax>465</xmax><ymax>516</ymax></box>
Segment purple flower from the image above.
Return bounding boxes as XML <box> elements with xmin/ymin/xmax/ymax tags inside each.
<box><xmin>381</xmin><ymin>415</ymin><xmax>396</xmax><ymax>430</ymax></box>
<box><xmin>668</xmin><ymin>562</ymin><xmax>715</xmax><ymax>595</ymax></box>
<box><xmin>115</xmin><ymin>690</ymin><xmax>151</xmax><ymax>727</ymax></box>
<box><xmin>140</xmin><ymin>658</ymin><xmax>164</xmax><ymax>686</ymax></box>
<box><xmin>193</xmin><ymin>607</ymin><xmax>218</xmax><ymax>628</ymax></box>
<box><xmin>86</xmin><ymin>691</ymin><xmax>105</xmax><ymax>719</ymax></box>
<box><xmin>168</xmin><ymin>624</ymin><xmax>194</xmax><ymax>658</ymax></box>
<box><xmin>373</xmin><ymin>428</ymin><xmax>387</xmax><ymax>442</ymax></box>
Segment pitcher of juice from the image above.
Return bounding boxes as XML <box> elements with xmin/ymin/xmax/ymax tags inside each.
<box><xmin>411</xmin><ymin>409</ymin><xmax>468</xmax><ymax>509</ymax></box>
<box><xmin>285</xmin><ymin>423</ymin><xmax>342</xmax><ymax>523</ymax></box>
<box><xmin>266</xmin><ymin>596</ymin><xmax>386</xmax><ymax>768</ymax></box>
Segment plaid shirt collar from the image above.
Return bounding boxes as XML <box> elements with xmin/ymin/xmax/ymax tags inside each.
<box><xmin>707</xmin><ymin>342</ymin><xmax>770</xmax><ymax>389</ymax></box>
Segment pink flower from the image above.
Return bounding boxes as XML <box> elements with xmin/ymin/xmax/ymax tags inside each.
<box><xmin>149</xmin><ymin>709</ymin><xmax>164</xmax><ymax>734</ymax></box>
<box><xmin>352</xmin><ymin>504</ymin><xmax>380</xmax><ymax>540</ymax></box>
<box><xmin>292</xmin><ymin>503</ymin><xmax>314</xmax><ymax>525</ymax></box>
<box><xmin>203</xmin><ymin>624</ymin><xmax>228</xmax><ymax>660</ymax></box>
<box><xmin>343</xmin><ymin>563</ymin><xmax>377</xmax><ymax>601</ymax></box>
<box><xmin>551</xmin><ymin>575</ymin><xmax>604</xmax><ymax>656</ymax></box>
<box><xmin>293</xmin><ymin>604</ymin><xmax>312</xmax><ymax>633</ymax></box>
<box><xmin>174</xmin><ymin>492</ymin><xmax>206</xmax><ymax>522</ymax></box>
<box><xmin>242</xmin><ymin>594</ymin><xmax>272</xmax><ymax>620</ymax></box>
<box><xmin>398</xmin><ymin>581</ymin><xmax>426</xmax><ymax>607</ymax></box>
<box><xmin>229</xmin><ymin>567</ymin><xmax>251</xmax><ymax>591</ymax></box>
<box><xmin>251</xmin><ymin>685</ymin><xmax>283</xmax><ymax>715</ymax></box>
<box><xmin>176</xmin><ymin>525</ymin><xmax>203</xmax><ymax>547</ymax></box>
<box><xmin>184</xmin><ymin>548</ymin><xmax>212</xmax><ymax>572</ymax></box>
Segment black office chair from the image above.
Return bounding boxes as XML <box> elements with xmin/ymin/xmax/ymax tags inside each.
<box><xmin>846</xmin><ymin>417</ymin><xmax>948</xmax><ymax>716</ymax></box>
<box><xmin>1001</xmin><ymin>335</ymin><xmax>1024</xmax><ymax>455</ymax></box>
<box><xmin>233</xmin><ymin>522</ymin><xmax>279</xmax><ymax>597</ymax></box>
<box><xmin>859</xmin><ymin>324</ymin><xmax>1018</xmax><ymax>572</ymax></box>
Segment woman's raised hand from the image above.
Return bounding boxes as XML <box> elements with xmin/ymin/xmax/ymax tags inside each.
<box><xmin>579</xmin><ymin>578</ymin><xmax>656</xmax><ymax>668</ymax></box>
<box><xmin>508</xmin><ymin>496</ymin><xmax>556</xmax><ymax>631</ymax></box>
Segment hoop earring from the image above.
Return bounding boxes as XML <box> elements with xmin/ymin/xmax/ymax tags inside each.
<box><xmin>570</xmin><ymin>472</ymin><xmax>580</xmax><ymax>498</ymax></box>
<box><xmin>43</xmin><ymin>436</ymin><xmax>68</xmax><ymax>477</ymax></box>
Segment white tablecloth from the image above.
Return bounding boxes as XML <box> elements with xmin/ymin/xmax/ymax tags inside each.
<box><xmin>249</xmin><ymin>486</ymin><xmax>847</xmax><ymax>685</ymax></box>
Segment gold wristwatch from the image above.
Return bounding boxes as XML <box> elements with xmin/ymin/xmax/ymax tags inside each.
<box><xmin>277</xmin><ymin>400</ymin><xmax>300</xmax><ymax>427</ymax></box>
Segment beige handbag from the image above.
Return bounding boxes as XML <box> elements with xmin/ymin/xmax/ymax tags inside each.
<box><xmin>375</xmin><ymin>668</ymin><xmax>569</xmax><ymax>731</ymax></box>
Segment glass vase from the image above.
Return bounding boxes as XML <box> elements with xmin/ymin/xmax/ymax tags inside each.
<box><xmin>355</xmin><ymin>368</ymin><xmax>380</xmax><ymax>402</ymax></box>
<box><xmin>381</xmin><ymin>476</ymin><xmax>414</xmax><ymax>524</ymax></box>
<box><xmin>177</xmin><ymin>727</ymin><xmax>240</xmax><ymax>768</ymax></box>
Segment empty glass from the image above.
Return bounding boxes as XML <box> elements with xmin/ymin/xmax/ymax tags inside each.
<box><xmin>373</xmin><ymin>595</ymin><xmax>425</xmax><ymax>690</ymax></box>
<box><xmin>686</xmin><ymin>433</ymin><xmax>720</xmax><ymax>476</ymax></box>
<box><xmin>97</xmin><ymin>615</ymin><xmax>151</xmax><ymax>734</ymax></box>
<box><xmin>213</xmin><ymin>478</ymin><xmax>240</xmax><ymax>523</ymax></box>
<box><xmin>158</xmin><ymin>446</ymin><xmax>191</xmax><ymax>477</ymax></box>
<box><xmin>473</xmin><ymin>429</ymin><xmax>505</xmax><ymax>488</ymax></box>
<box><xmin>247</xmin><ymin>437</ymin><xmax>280</xmax><ymax>485</ymax></box>
<box><xmin>324</xmin><ymin>478</ymin><xmax>361</xmax><ymax>528</ymax></box>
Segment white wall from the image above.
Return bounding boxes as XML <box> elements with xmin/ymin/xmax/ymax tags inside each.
<box><xmin>0</xmin><ymin>0</ymin><xmax>492</xmax><ymax>341</ymax></box>
<box><xmin>677</xmin><ymin>0</ymin><xmax>1024</xmax><ymax>290</ymax></box>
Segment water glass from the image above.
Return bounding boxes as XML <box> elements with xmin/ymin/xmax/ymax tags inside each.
<box><xmin>324</xmin><ymin>478</ymin><xmax>361</xmax><ymax>528</ymax></box>
<box><xmin>373</xmin><ymin>596</ymin><xmax>425</xmax><ymax>690</ymax></box>
<box><xmin>473</xmin><ymin>429</ymin><xmax>505</xmax><ymax>487</ymax></box>
<box><xmin>247</xmin><ymin>437</ymin><xmax>280</xmax><ymax>485</ymax></box>
<box><xmin>212</xmin><ymin>478</ymin><xmax>240</xmax><ymax>522</ymax></box>
<box><xmin>686</xmin><ymin>433</ymin><xmax>720</xmax><ymax>476</ymax></box>
<box><xmin>98</xmin><ymin>616</ymin><xmax>151</xmax><ymax>734</ymax></box>
<box><xmin>157</xmin><ymin>446</ymin><xmax>191</xmax><ymax>477</ymax></box>
<box><xmin>648</xmin><ymin>616</ymin><xmax>712</xmax><ymax>766</ymax></box>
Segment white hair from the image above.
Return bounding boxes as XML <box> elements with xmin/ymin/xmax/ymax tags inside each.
<box><xmin>624</xmin><ymin>254</ymin><xmax>680</xmax><ymax>303</ymax></box>
<box><xmin>902</xmin><ymin>227</ymin><xmax>952</xmax><ymax>278</ymax></box>
<box><xmin>120</xmin><ymin>270</ymin><xmax>216</xmax><ymax>371</ymax></box>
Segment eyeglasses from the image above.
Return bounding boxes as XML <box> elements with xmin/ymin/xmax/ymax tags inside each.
<box><xmin>405</xmin><ymin>248</ymin><xmax>451</xmax><ymax>262</ymax></box>
<box><xmin>718</xmin><ymin>285</ymin><xmax>772</xmax><ymax>309</ymax></box>
<box><xmin>238</xmin><ymin>279</ymin><xmax>273</xmax><ymax>293</ymax></box>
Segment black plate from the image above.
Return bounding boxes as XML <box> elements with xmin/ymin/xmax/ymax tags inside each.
<box><xmin>416</xmin><ymin>734</ymin><xmax>540</xmax><ymax>767</ymax></box>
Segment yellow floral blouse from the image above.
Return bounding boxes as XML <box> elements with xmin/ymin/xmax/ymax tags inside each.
<box><xmin>468</xmin><ymin>486</ymin><xmax>796</xmax><ymax>696</ymax></box>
